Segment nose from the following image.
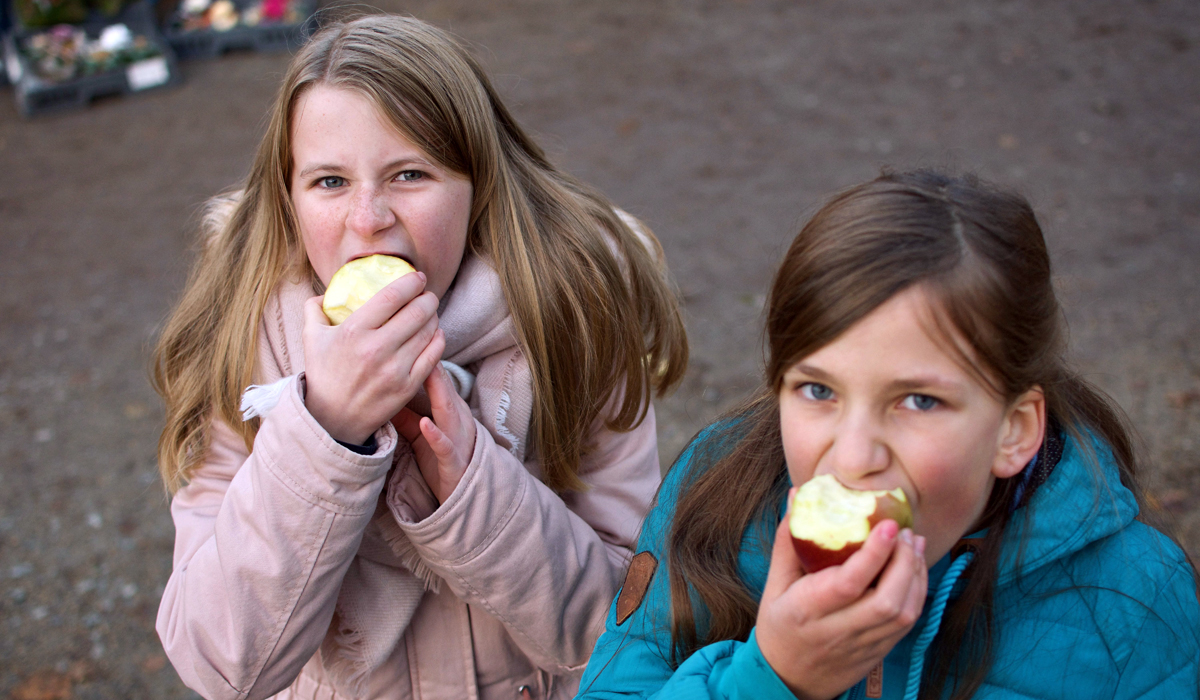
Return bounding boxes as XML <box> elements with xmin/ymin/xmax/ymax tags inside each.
<box><xmin>346</xmin><ymin>185</ymin><xmax>396</xmax><ymax>236</ymax></box>
<box><xmin>827</xmin><ymin>408</ymin><xmax>890</xmax><ymax>483</ymax></box>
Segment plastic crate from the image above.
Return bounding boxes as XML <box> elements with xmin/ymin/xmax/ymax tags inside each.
<box><xmin>4</xmin><ymin>0</ymin><xmax>179</xmax><ymax>116</ymax></box>
<box><xmin>161</xmin><ymin>0</ymin><xmax>315</xmax><ymax>60</ymax></box>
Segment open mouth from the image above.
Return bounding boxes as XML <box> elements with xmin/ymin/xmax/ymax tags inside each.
<box><xmin>350</xmin><ymin>252</ymin><xmax>414</xmax><ymax>268</ymax></box>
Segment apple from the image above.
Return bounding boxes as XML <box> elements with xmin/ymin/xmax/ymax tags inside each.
<box><xmin>322</xmin><ymin>255</ymin><xmax>416</xmax><ymax>325</ymax></box>
<box><xmin>789</xmin><ymin>474</ymin><xmax>913</xmax><ymax>573</ymax></box>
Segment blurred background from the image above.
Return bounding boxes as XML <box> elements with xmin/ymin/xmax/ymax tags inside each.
<box><xmin>1</xmin><ymin>0</ymin><xmax>1198</xmax><ymax>696</ymax></box>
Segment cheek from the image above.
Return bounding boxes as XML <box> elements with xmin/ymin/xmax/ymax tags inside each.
<box><xmin>779</xmin><ymin>401</ymin><xmax>821</xmax><ymax>485</ymax></box>
<box><xmin>903</xmin><ymin>436</ymin><xmax>997</xmax><ymax>540</ymax></box>
<box><xmin>293</xmin><ymin>195</ymin><xmax>344</xmax><ymax>283</ymax></box>
<box><xmin>417</xmin><ymin>187</ymin><xmax>472</xmax><ymax>294</ymax></box>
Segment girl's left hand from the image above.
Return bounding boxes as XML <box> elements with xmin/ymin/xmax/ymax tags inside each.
<box><xmin>393</xmin><ymin>365</ymin><xmax>477</xmax><ymax>505</ymax></box>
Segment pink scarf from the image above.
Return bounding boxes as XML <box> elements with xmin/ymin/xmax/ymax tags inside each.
<box><xmin>244</xmin><ymin>254</ymin><xmax>533</xmax><ymax>697</ymax></box>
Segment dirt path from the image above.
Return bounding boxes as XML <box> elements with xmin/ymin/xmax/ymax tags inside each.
<box><xmin>1</xmin><ymin>0</ymin><xmax>1196</xmax><ymax>696</ymax></box>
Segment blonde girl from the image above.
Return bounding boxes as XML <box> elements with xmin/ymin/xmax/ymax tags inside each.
<box><xmin>577</xmin><ymin>170</ymin><xmax>1198</xmax><ymax>699</ymax></box>
<box><xmin>153</xmin><ymin>14</ymin><xmax>686</xmax><ymax>700</ymax></box>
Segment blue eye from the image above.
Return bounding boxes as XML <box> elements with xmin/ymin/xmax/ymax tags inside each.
<box><xmin>397</xmin><ymin>170</ymin><xmax>424</xmax><ymax>181</ymax></box>
<box><xmin>901</xmin><ymin>394</ymin><xmax>939</xmax><ymax>411</ymax></box>
<box><xmin>319</xmin><ymin>176</ymin><xmax>346</xmax><ymax>189</ymax></box>
<box><xmin>800</xmin><ymin>383</ymin><xmax>834</xmax><ymax>401</ymax></box>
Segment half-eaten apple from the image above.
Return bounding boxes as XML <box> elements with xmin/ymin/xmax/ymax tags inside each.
<box><xmin>322</xmin><ymin>255</ymin><xmax>416</xmax><ymax>325</ymax></box>
<box><xmin>789</xmin><ymin>474</ymin><xmax>913</xmax><ymax>573</ymax></box>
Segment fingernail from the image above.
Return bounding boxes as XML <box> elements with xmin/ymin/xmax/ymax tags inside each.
<box><xmin>899</xmin><ymin>528</ymin><xmax>913</xmax><ymax>545</ymax></box>
<box><xmin>417</xmin><ymin>271</ymin><xmax>427</xmax><ymax>283</ymax></box>
<box><xmin>915</xmin><ymin>535</ymin><xmax>926</xmax><ymax>559</ymax></box>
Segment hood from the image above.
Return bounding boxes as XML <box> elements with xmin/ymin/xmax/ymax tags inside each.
<box><xmin>993</xmin><ymin>431</ymin><xmax>1139</xmax><ymax>587</ymax></box>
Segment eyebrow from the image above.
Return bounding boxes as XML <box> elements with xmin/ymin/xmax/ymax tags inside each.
<box><xmin>295</xmin><ymin>157</ymin><xmax>435</xmax><ymax>181</ymax></box>
<box><xmin>787</xmin><ymin>363</ymin><xmax>965</xmax><ymax>394</ymax></box>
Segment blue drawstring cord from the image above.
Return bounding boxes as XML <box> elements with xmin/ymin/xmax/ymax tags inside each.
<box><xmin>902</xmin><ymin>552</ymin><xmax>974</xmax><ymax>700</ymax></box>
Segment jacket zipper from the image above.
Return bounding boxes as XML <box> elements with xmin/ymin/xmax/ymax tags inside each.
<box><xmin>846</xmin><ymin>680</ymin><xmax>866</xmax><ymax>700</ymax></box>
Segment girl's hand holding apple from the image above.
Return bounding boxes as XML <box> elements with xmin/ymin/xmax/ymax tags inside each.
<box><xmin>302</xmin><ymin>270</ymin><xmax>446</xmax><ymax>446</ymax></box>
<box><xmin>755</xmin><ymin>487</ymin><xmax>927</xmax><ymax>700</ymax></box>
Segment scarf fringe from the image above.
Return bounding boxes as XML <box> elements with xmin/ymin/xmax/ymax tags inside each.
<box><xmin>320</xmin><ymin>610</ymin><xmax>372</xmax><ymax>700</ymax></box>
<box><xmin>494</xmin><ymin>389</ymin><xmax>522</xmax><ymax>458</ymax></box>
<box><xmin>374</xmin><ymin>514</ymin><xmax>443</xmax><ymax>593</ymax></box>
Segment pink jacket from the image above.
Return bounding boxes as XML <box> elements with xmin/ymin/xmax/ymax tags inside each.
<box><xmin>156</xmin><ymin>265</ymin><xmax>661</xmax><ymax>700</ymax></box>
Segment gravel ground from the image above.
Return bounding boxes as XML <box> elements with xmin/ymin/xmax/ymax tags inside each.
<box><xmin>1</xmin><ymin>0</ymin><xmax>1197</xmax><ymax>696</ymax></box>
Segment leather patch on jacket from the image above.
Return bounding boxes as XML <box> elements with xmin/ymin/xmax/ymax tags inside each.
<box><xmin>616</xmin><ymin>551</ymin><xmax>657</xmax><ymax>625</ymax></box>
<box><xmin>866</xmin><ymin>661</ymin><xmax>883</xmax><ymax>697</ymax></box>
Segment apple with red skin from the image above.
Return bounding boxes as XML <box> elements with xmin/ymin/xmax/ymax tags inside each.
<box><xmin>789</xmin><ymin>474</ymin><xmax>913</xmax><ymax>573</ymax></box>
<box><xmin>322</xmin><ymin>255</ymin><xmax>417</xmax><ymax>325</ymax></box>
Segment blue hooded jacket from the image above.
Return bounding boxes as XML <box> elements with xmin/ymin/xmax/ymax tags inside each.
<box><xmin>575</xmin><ymin>429</ymin><xmax>1199</xmax><ymax>699</ymax></box>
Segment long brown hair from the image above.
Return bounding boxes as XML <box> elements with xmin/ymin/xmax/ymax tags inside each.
<box><xmin>667</xmin><ymin>169</ymin><xmax>1148</xmax><ymax>698</ymax></box>
<box><xmin>153</xmin><ymin>14</ymin><xmax>687</xmax><ymax>493</ymax></box>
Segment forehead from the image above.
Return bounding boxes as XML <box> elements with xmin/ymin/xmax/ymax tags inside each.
<box><xmin>291</xmin><ymin>84</ymin><xmax>393</xmax><ymax>139</ymax></box>
<box><xmin>791</xmin><ymin>286</ymin><xmax>996</xmax><ymax>390</ymax></box>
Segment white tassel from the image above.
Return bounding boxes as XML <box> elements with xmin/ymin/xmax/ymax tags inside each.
<box><xmin>494</xmin><ymin>390</ymin><xmax>522</xmax><ymax>457</ymax></box>
<box><xmin>240</xmin><ymin>376</ymin><xmax>293</xmax><ymax>421</ymax></box>
<box><xmin>439</xmin><ymin>361</ymin><xmax>474</xmax><ymax>400</ymax></box>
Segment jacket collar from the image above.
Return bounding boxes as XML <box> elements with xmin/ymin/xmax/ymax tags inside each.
<box><xmin>993</xmin><ymin>430</ymin><xmax>1138</xmax><ymax>586</ymax></box>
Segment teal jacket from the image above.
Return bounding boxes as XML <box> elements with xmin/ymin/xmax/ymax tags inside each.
<box><xmin>575</xmin><ymin>430</ymin><xmax>1199</xmax><ymax>699</ymax></box>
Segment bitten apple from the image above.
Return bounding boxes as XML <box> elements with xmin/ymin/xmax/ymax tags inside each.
<box><xmin>789</xmin><ymin>474</ymin><xmax>913</xmax><ymax>573</ymax></box>
<box><xmin>322</xmin><ymin>255</ymin><xmax>417</xmax><ymax>325</ymax></box>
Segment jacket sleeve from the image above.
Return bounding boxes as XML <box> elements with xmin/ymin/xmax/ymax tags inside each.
<box><xmin>1111</xmin><ymin>557</ymin><xmax>1200</xmax><ymax>699</ymax></box>
<box><xmin>574</xmin><ymin>438</ymin><xmax>798</xmax><ymax>700</ymax></box>
<box><xmin>155</xmin><ymin>375</ymin><xmax>398</xmax><ymax>700</ymax></box>
<box><xmin>390</xmin><ymin>396</ymin><xmax>662</xmax><ymax>673</ymax></box>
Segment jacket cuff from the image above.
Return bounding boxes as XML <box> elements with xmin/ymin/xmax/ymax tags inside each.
<box><xmin>721</xmin><ymin>629</ymin><xmax>802</xmax><ymax>699</ymax></box>
<box><xmin>391</xmin><ymin>421</ymin><xmax>523</xmax><ymax>556</ymax></box>
<box><xmin>253</xmin><ymin>374</ymin><xmax>398</xmax><ymax>514</ymax></box>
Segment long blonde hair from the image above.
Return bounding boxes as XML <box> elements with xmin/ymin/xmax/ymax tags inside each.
<box><xmin>153</xmin><ymin>14</ymin><xmax>688</xmax><ymax>493</ymax></box>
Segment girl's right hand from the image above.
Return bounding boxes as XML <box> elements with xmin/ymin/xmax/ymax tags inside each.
<box><xmin>755</xmin><ymin>489</ymin><xmax>927</xmax><ymax>700</ymax></box>
<box><xmin>301</xmin><ymin>271</ymin><xmax>446</xmax><ymax>446</ymax></box>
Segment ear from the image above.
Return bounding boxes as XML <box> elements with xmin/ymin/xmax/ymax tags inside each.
<box><xmin>992</xmin><ymin>386</ymin><xmax>1046</xmax><ymax>479</ymax></box>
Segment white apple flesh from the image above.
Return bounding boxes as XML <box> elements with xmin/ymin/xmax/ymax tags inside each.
<box><xmin>322</xmin><ymin>255</ymin><xmax>417</xmax><ymax>325</ymax></box>
<box><xmin>789</xmin><ymin>474</ymin><xmax>913</xmax><ymax>573</ymax></box>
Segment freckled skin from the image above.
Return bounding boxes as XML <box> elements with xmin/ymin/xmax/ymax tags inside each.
<box><xmin>289</xmin><ymin>84</ymin><xmax>473</xmax><ymax>302</ymax></box>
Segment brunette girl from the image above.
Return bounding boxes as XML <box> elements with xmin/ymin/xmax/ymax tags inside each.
<box><xmin>577</xmin><ymin>170</ymin><xmax>1198</xmax><ymax>699</ymax></box>
<box><xmin>152</xmin><ymin>14</ymin><xmax>686</xmax><ymax>700</ymax></box>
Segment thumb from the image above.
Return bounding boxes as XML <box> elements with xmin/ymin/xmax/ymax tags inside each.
<box><xmin>762</xmin><ymin>488</ymin><xmax>805</xmax><ymax>603</ymax></box>
<box><xmin>304</xmin><ymin>295</ymin><xmax>332</xmax><ymax>329</ymax></box>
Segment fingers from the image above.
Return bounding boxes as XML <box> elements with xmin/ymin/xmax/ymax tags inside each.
<box><xmin>416</xmin><ymin>388</ymin><xmax>474</xmax><ymax>505</ymax></box>
<box><xmin>794</xmin><ymin>520</ymin><xmax>900</xmax><ymax>616</ymax></box>
<box><xmin>410</xmin><ymin>330</ymin><xmax>447</xmax><ymax>391</ymax></box>
<box><xmin>425</xmin><ymin>359</ymin><xmax>463</xmax><ymax>424</ymax></box>
<box><xmin>867</xmin><ymin>529</ymin><xmax>927</xmax><ymax>625</ymax></box>
<box><xmin>420</xmin><ymin>417</ymin><xmax>455</xmax><ymax>462</ymax></box>
<box><xmin>343</xmin><ymin>271</ymin><xmax>428</xmax><ymax>329</ymax></box>
<box><xmin>393</xmin><ymin>407</ymin><xmax>423</xmax><ymax>443</ymax></box>
<box><xmin>834</xmin><ymin>519</ymin><xmax>900</xmax><ymax>592</ymax></box>
<box><xmin>828</xmin><ymin>528</ymin><xmax>927</xmax><ymax>647</ymax></box>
